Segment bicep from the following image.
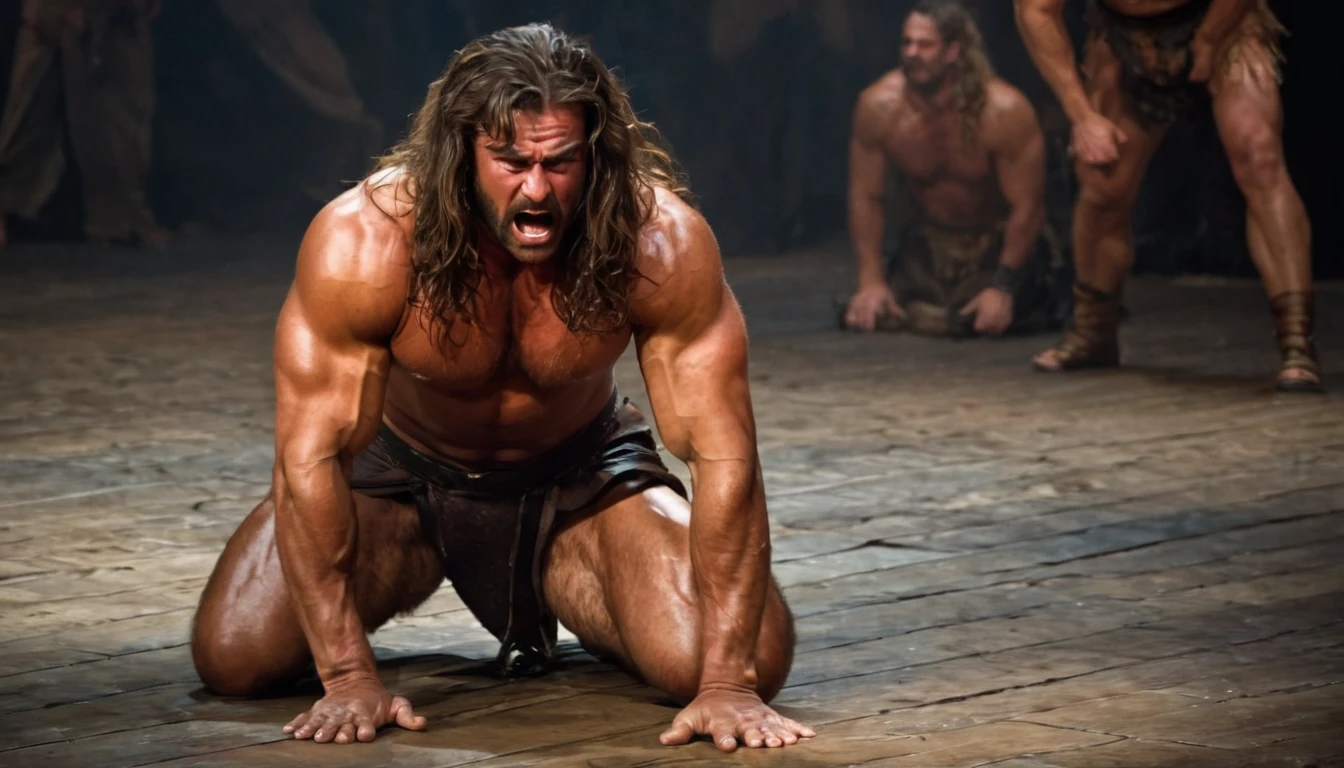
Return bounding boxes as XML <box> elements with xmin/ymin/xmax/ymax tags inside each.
<box><xmin>273</xmin><ymin>287</ymin><xmax>391</xmax><ymax>473</ymax></box>
<box><xmin>272</xmin><ymin>204</ymin><xmax>403</xmax><ymax>473</ymax></box>
<box><xmin>641</xmin><ymin>293</ymin><xmax>754</xmax><ymax>464</ymax></box>
<box><xmin>849</xmin><ymin>100</ymin><xmax>887</xmax><ymax>197</ymax></box>
<box><xmin>635</xmin><ymin>219</ymin><xmax>755</xmax><ymax>465</ymax></box>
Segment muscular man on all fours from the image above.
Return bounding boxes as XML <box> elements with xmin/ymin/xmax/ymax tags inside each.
<box><xmin>1015</xmin><ymin>0</ymin><xmax>1321</xmax><ymax>392</ymax></box>
<box><xmin>190</xmin><ymin>23</ymin><xmax>812</xmax><ymax>752</ymax></box>
<box><xmin>844</xmin><ymin>0</ymin><xmax>1053</xmax><ymax>338</ymax></box>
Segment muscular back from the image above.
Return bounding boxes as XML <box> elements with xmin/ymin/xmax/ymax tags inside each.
<box><xmin>851</xmin><ymin>71</ymin><xmax>1037</xmax><ymax>228</ymax></box>
<box><xmin>276</xmin><ymin>169</ymin><xmax>695</xmax><ymax>469</ymax></box>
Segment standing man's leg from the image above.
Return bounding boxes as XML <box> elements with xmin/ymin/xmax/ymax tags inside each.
<box><xmin>62</xmin><ymin>8</ymin><xmax>170</xmax><ymax>246</ymax></box>
<box><xmin>1207</xmin><ymin>9</ymin><xmax>1319</xmax><ymax>391</ymax></box>
<box><xmin>1034</xmin><ymin>37</ymin><xmax>1171</xmax><ymax>371</ymax></box>
<box><xmin>0</xmin><ymin>24</ymin><xmax>65</xmax><ymax>246</ymax></box>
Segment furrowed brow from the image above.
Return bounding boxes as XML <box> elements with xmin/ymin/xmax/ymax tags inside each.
<box><xmin>486</xmin><ymin>141</ymin><xmax>583</xmax><ymax>162</ymax></box>
<box><xmin>487</xmin><ymin>144</ymin><xmax>526</xmax><ymax>159</ymax></box>
<box><xmin>543</xmin><ymin>142</ymin><xmax>583</xmax><ymax>162</ymax></box>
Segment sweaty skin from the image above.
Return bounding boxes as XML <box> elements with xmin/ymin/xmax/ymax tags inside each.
<box><xmin>845</xmin><ymin>12</ymin><xmax>1046</xmax><ymax>335</ymax></box>
<box><xmin>1014</xmin><ymin>0</ymin><xmax>1315</xmax><ymax>386</ymax></box>
<box><xmin>192</xmin><ymin>105</ymin><xmax>812</xmax><ymax>751</ymax></box>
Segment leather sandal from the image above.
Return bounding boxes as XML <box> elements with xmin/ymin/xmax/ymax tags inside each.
<box><xmin>1033</xmin><ymin>282</ymin><xmax>1122</xmax><ymax>371</ymax></box>
<box><xmin>1270</xmin><ymin>291</ymin><xmax>1324</xmax><ymax>393</ymax></box>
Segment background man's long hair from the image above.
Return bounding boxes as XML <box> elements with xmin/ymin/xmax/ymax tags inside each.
<box><xmin>913</xmin><ymin>1</ymin><xmax>995</xmax><ymax>142</ymax></box>
<box><xmin>373</xmin><ymin>23</ymin><xmax>688</xmax><ymax>339</ymax></box>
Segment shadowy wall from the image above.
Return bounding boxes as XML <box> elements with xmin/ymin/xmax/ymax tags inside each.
<box><xmin>0</xmin><ymin>0</ymin><xmax>1338</xmax><ymax>277</ymax></box>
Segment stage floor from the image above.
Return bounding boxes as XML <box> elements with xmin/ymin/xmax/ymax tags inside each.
<box><xmin>2</xmin><ymin>238</ymin><xmax>1342</xmax><ymax>767</ymax></box>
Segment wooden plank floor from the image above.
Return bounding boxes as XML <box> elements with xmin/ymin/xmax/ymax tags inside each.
<box><xmin>2</xmin><ymin>238</ymin><xmax>1342</xmax><ymax>767</ymax></box>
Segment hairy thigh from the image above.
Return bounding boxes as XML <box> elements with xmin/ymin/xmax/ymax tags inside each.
<box><xmin>542</xmin><ymin>482</ymin><xmax>795</xmax><ymax>702</ymax></box>
<box><xmin>542</xmin><ymin>483</ymin><xmax>693</xmax><ymax>664</ymax></box>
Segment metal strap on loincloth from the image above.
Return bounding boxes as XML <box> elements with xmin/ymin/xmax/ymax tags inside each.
<box><xmin>494</xmin><ymin>485</ymin><xmax>559</xmax><ymax>676</ymax></box>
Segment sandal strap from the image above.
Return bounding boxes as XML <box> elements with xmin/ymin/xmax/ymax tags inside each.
<box><xmin>1269</xmin><ymin>291</ymin><xmax>1323</xmax><ymax>387</ymax></box>
<box><xmin>1269</xmin><ymin>291</ymin><xmax>1320</xmax><ymax>369</ymax></box>
<box><xmin>1053</xmin><ymin>283</ymin><xmax>1121</xmax><ymax>364</ymax></box>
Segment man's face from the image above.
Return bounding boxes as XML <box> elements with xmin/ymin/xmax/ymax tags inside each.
<box><xmin>473</xmin><ymin>103</ymin><xmax>588</xmax><ymax>263</ymax></box>
<box><xmin>900</xmin><ymin>13</ymin><xmax>957</xmax><ymax>88</ymax></box>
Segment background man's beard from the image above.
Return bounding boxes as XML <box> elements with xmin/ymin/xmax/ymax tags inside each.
<box><xmin>904</xmin><ymin>62</ymin><xmax>950</xmax><ymax>94</ymax></box>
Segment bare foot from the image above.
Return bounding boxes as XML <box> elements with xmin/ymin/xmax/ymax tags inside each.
<box><xmin>1032</xmin><ymin>347</ymin><xmax>1064</xmax><ymax>372</ymax></box>
<box><xmin>1276</xmin><ymin>365</ymin><xmax>1323</xmax><ymax>393</ymax></box>
<box><xmin>1031</xmin><ymin>331</ymin><xmax>1119</xmax><ymax>372</ymax></box>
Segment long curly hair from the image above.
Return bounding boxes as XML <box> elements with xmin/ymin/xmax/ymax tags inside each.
<box><xmin>372</xmin><ymin>23</ymin><xmax>689</xmax><ymax>339</ymax></box>
<box><xmin>911</xmin><ymin>1</ymin><xmax>995</xmax><ymax>143</ymax></box>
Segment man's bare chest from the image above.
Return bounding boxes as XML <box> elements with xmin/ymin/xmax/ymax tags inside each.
<box><xmin>389</xmin><ymin>287</ymin><xmax>631</xmax><ymax>393</ymax></box>
<box><xmin>883</xmin><ymin>115</ymin><xmax>992</xmax><ymax>186</ymax></box>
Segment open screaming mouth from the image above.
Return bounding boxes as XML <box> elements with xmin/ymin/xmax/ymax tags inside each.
<box><xmin>512</xmin><ymin>211</ymin><xmax>555</xmax><ymax>243</ymax></box>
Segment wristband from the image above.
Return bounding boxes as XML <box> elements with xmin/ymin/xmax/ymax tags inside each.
<box><xmin>991</xmin><ymin>263</ymin><xmax>1023</xmax><ymax>296</ymax></box>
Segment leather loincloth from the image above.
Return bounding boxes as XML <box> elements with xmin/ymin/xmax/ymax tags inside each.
<box><xmin>887</xmin><ymin>219</ymin><xmax>1001</xmax><ymax>336</ymax></box>
<box><xmin>349</xmin><ymin>390</ymin><xmax>686</xmax><ymax>676</ymax></box>
<box><xmin>879</xmin><ymin>217</ymin><xmax>1063</xmax><ymax>337</ymax></box>
<box><xmin>1087</xmin><ymin>0</ymin><xmax>1285</xmax><ymax>127</ymax></box>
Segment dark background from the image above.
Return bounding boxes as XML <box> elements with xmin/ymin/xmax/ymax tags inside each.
<box><xmin>1</xmin><ymin>0</ymin><xmax>1338</xmax><ymax>277</ymax></box>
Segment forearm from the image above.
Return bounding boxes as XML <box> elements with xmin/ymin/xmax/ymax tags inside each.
<box><xmin>688</xmin><ymin>456</ymin><xmax>771</xmax><ymax>692</ymax></box>
<box><xmin>1196</xmin><ymin>0</ymin><xmax>1253</xmax><ymax>44</ymax></box>
<box><xmin>1015</xmin><ymin>5</ymin><xmax>1093</xmax><ymax>123</ymax></box>
<box><xmin>999</xmin><ymin>197</ymin><xmax>1046</xmax><ymax>271</ymax></box>
<box><xmin>849</xmin><ymin>190</ymin><xmax>887</xmax><ymax>287</ymax></box>
<box><xmin>274</xmin><ymin>458</ymin><xmax>377</xmax><ymax>688</ymax></box>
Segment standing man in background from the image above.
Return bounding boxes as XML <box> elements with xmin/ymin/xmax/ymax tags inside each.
<box><xmin>1014</xmin><ymin>0</ymin><xmax>1320</xmax><ymax>392</ymax></box>
<box><xmin>0</xmin><ymin>0</ymin><xmax>171</xmax><ymax>247</ymax></box>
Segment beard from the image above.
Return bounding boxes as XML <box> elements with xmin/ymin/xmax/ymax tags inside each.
<box><xmin>902</xmin><ymin>59</ymin><xmax>949</xmax><ymax>93</ymax></box>
<box><xmin>474</xmin><ymin>181</ymin><xmax>570</xmax><ymax>263</ymax></box>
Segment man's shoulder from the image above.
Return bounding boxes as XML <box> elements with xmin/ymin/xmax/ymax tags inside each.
<box><xmin>984</xmin><ymin>77</ymin><xmax>1034</xmax><ymax>110</ymax></box>
<box><xmin>858</xmin><ymin>70</ymin><xmax>907</xmax><ymax>111</ymax></box>
<box><xmin>980</xmin><ymin>78</ymin><xmax>1042</xmax><ymax>145</ymax></box>
<box><xmin>299</xmin><ymin>168</ymin><xmax>414</xmax><ymax>290</ymax></box>
<box><xmin>852</xmin><ymin>70</ymin><xmax>908</xmax><ymax>137</ymax></box>
<box><xmin>628</xmin><ymin>186</ymin><xmax>724</xmax><ymax>321</ymax></box>
<box><xmin>982</xmin><ymin>78</ymin><xmax>1037</xmax><ymax>122</ymax></box>
<box><xmin>287</xmin><ymin>168</ymin><xmax>414</xmax><ymax>337</ymax></box>
<box><xmin>636</xmin><ymin>187</ymin><xmax>718</xmax><ymax>281</ymax></box>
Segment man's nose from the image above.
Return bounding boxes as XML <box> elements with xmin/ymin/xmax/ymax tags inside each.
<box><xmin>520</xmin><ymin>164</ymin><xmax>551</xmax><ymax>203</ymax></box>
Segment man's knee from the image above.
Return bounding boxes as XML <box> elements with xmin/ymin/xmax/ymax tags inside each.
<box><xmin>1075</xmin><ymin>168</ymin><xmax>1140</xmax><ymax>217</ymax></box>
<box><xmin>190</xmin><ymin>615</ymin><xmax>265</xmax><ymax>698</ymax></box>
<box><xmin>190</xmin><ymin>602</ymin><xmax>306</xmax><ymax>698</ymax></box>
<box><xmin>1225</xmin><ymin>125</ymin><xmax>1285</xmax><ymax>192</ymax></box>
<box><xmin>189</xmin><ymin>542</ymin><xmax>311</xmax><ymax>698</ymax></box>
